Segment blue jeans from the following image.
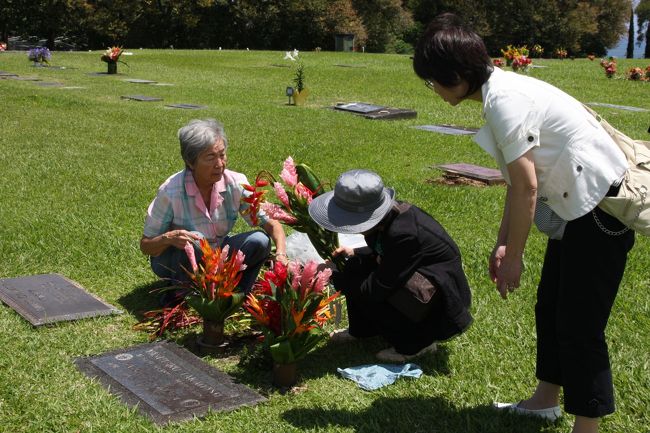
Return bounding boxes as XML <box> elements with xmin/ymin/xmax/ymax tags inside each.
<box><xmin>150</xmin><ymin>230</ymin><xmax>271</xmax><ymax>293</ymax></box>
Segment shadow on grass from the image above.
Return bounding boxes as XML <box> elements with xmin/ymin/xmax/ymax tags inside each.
<box><xmin>282</xmin><ymin>396</ymin><xmax>555</xmax><ymax>433</ymax></box>
<box><xmin>228</xmin><ymin>336</ymin><xmax>452</xmax><ymax>395</ymax></box>
<box><xmin>116</xmin><ymin>280</ymin><xmax>166</xmax><ymax>321</ymax></box>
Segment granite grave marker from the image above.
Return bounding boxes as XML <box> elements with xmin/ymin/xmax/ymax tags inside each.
<box><xmin>74</xmin><ymin>341</ymin><xmax>266</xmax><ymax>425</ymax></box>
<box><xmin>0</xmin><ymin>273</ymin><xmax>120</xmax><ymax>326</ymax></box>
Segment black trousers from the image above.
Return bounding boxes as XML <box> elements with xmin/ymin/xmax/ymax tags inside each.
<box><xmin>337</xmin><ymin>255</ymin><xmax>441</xmax><ymax>355</ymax></box>
<box><xmin>535</xmin><ymin>206</ymin><xmax>634</xmax><ymax>418</ymax></box>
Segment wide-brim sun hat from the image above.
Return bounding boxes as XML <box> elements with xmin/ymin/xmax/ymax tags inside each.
<box><xmin>308</xmin><ymin>169</ymin><xmax>395</xmax><ymax>234</ymax></box>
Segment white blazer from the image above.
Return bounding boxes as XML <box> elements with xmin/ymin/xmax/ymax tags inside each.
<box><xmin>474</xmin><ymin>67</ymin><xmax>627</xmax><ymax>220</ymax></box>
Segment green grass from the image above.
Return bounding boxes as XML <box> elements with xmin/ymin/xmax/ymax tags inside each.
<box><xmin>1</xmin><ymin>50</ymin><xmax>649</xmax><ymax>433</ymax></box>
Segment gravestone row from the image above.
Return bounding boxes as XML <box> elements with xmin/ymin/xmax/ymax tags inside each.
<box><xmin>0</xmin><ymin>274</ymin><xmax>265</xmax><ymax>425</ymax></box>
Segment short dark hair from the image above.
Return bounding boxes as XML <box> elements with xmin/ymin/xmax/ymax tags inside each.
<box><xmin>413</xmin><ymin>13</ymin><xmax>493</xmax><ymax>97</ymax></box>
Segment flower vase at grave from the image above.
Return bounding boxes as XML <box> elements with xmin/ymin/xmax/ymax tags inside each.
<box><xmin>107</xmin><ymin>62</ymin><xmax>117</xmax><ymax>74</ymax></box>
<box><xmin>292</xmin><ymin>88</ymin><xmax>309</xmax><ymax>106</ymax></box>
<box><xmin>272</xmin><ymin>362</ymin><xmax>297</xmax><ymax>388</ymax></box>
<box><xmin>197</xmin><ymin>319</ymin><xmax>225</xmax><ymax>354</ymax></box>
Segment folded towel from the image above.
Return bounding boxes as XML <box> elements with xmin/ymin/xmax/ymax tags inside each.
<box><xmin>337</xmin><ymin>363</ymin><xmax>423</xmax><ymax>391</ymax></box>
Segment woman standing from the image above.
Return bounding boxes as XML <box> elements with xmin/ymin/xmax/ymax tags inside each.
<box><xmin>413</xmin><ymin>13</ymin><xmax>634</xmax><ymax>433</ymax></box>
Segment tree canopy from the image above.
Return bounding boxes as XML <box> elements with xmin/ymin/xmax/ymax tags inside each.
<box><xmin>1</xmin><ymin>0</ymin><xmax>636</xmax><ymax>56</ymax></box>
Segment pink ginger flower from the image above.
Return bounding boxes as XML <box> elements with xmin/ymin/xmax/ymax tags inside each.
<box><xmin>261</xmin><ymin>202</ymin><xmax>298</xmax><ymax>224</ymax></box>
<box><xmin>313</xmin><ymin>268</ymin><xmax>332</xmax><ymax>294</ymax></box>
<box><xmin>295</xmin><ymin>183</ymin><xmax>314</xmax><ymax>204</ymax></box>
<box><xmin>234</xmin><ymin>250</ymin><xmax>247</xmax><ymax>271</ymax></box>
<box><xmin>288</xmin><ymin>261</ymin><xmax>303</xmax><ymax>290</ymax></box>
<box><xmin>184</xmin><ymin>242</ymin><xmax>198</xmax><ymax>272</ymax></box>
<box><xmin>274</xmin><ymin>182</ymin><xmax>291</xmax><ymax>208</ymax></box>
<box><xmin>280</xmin><ymin>156</ymin><xmax>298</xmax><ymax>186</ymax></box>
<box><xmin>300</xmin><ymin>261</ymin><xmax>318</xmax><ymax>298</ymax></box>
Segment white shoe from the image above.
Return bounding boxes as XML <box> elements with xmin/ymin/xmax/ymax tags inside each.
<box><xmin>329</xmin><ymin>328</ymin><xmax>358</xmax><ymax>344</ymax></box>
<box><xmin>376</xmin><ymin>342</ymin><xmax>437</xmax><ymax>363</ymax></box>
<box><xmin>493</xmin><ymin>401</ymin><xmax>562</xmax><ymax>421</ymax></box>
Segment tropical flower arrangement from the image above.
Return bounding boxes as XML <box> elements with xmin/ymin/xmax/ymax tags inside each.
<box><xmin>554</xmin><ymin>48</ymin><xmax>568</xmax><ymax>59</ymax></box>
<box><xmin>244</xmin><ymin>157</ymin><xmax>344</xmax><ymax>269</ymax></box>
<box><xmin>500</xmin><ymin>45</ymin><xmax>528</xmax><ymax>66</ymax></box>
<box><xmin>0</xmin><ymin>42</ymin><xmax>7</xmax><ymax>51</ymax></box>
<box><xmin>28</xmin><ymin>47</ymin><xmax>51</xmax><ymax>65</ymax></box>
<box><xmin>101</xmin><ymin>46</ymin><xmax>124</xmax><ymax>63</ymax></box>
<box><xmin>492</xmin><ymin>58</ymin><xmax>504</xmax><ymax>68</ymax></box>
<box><xmin>531</xmin><ymin>44</ymin><xmax>544</xmax><ymax>58</ymax></box>
<box><xmin>511</xmin><ymin>55</ymin><xmax>532</xmax><ymax>72</ymax></box>
<box><xmin>600</xmin><ymin>57</ymin><xmax>617</xmax><ymax>79</ymax></box>
<box><xmin>134</xmin><ymin>240</ymin><xmax>247</xmax><ymax>348</ymax></box>
<box><xmin>628</xmin><ymin>67</ymin><xmax>645</xmax><ymax>81</ymax></box>
<box><xmin>245</xmin><ymin>260</ymin><xmax>338</xmax><ymax>377</ymax></box>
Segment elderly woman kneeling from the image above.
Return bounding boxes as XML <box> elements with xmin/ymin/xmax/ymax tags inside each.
<box><xmin>140</xmin><ymin>119</ymin><xmax>287</xmax><ymax>301</ymax></box>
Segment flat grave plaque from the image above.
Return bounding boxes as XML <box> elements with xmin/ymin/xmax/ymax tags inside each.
<box><xmin>270</xmin><ymin>63</ymin><xmax>291</xmax><ymax>68</ymax></box>
<box><xmin>121</xmin><ymin>94</ymin><xmax>163</xmax><ymax>102</ymax></box>
<box><xmin>34</xmin><ymin>81</ymin><xmax>64</xmax><ymax>87</ymax></box>
<box><xmin>9</xmin><ymin>76</ymin><xmax>41</xmax><ymax>81</ymax></box>
<box><xmin>0</xmin><ymin>273</ymin><xmax>120</xmax><ymax>326</ymax></box>
<box><xmin>414</xmin><ymin>124</ymin><xmax>479</xmax><ymax>135</ymax></box>
<box><xmin>0</xmin><ymin>71</ymin><xmax>18</xmax><ymax>77</ymax></box>
<box><xmin>74</xmin><ymin>341</ymin><xmax>266</xmax><ymax>425</ymax></box>
<box><xmin>436</xmin><ymin>163</ymin><xmax>505</xmax><ymax>185</ymax></box>
<box><xmin>124</xmin><ymin>79</ymin><xmax>157</xmax><ymax>84</ymax></box>
<box><xmin>164</xmin><ymin>103</ymin><xmax>208</xmax><ymax>110</ymax></box>
<box><xmin>587</xmin><ymin>102</ymin><xmax>649</xmax><ymax>113</ymax></box>
<box><xmin>334</xmin><ymin>64</ymin><xmax>366</xmax><ymax>68</ymax></box>
<box><xmin>333</xmin><ymin>102</ymin><xmax>417</xmax><ymax>120</ymax></box>
<box><xmin>334</xmin><ymin>102</ymin><xmax>387</xmax><ymax>114</ymax></box>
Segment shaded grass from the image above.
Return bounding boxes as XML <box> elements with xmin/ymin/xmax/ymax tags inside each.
<box><xmin>0</xmin><ymin>50</ymin><xmax>649</xmax><ymax>432</ymax></box>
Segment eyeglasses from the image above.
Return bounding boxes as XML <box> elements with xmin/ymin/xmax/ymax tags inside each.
<box><xmin>424</xmin><ymin>80</ymin><xmax>435</xmax><ymax>91</ymax></box>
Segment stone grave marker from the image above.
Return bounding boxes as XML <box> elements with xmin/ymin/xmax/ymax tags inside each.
<box><xmin>121</xmin><ymin>94</ymin><xmax>163</xmax><ymax>102</ymax></box>
<box><xmin>436</xmin><ymin>163</ymin><xmax>505</xmax><ymax>185</ymax></box>
<box><xmin>9</xmin><ymin>76</ymin><xmax>41</xmax><ymax>81</ymax></box>
<box><xmin>414</xmin><ymin>125</ymin><xmax>479</xmax><ymax>135</ymax></box>
<box><xmin>0</xmin><ymin>273</ymin><xmax>120</xmax><ymax>326</ymax></box>
<box><xmin>333</xmin><ymin>102</ymin><xmax>417</xmax><ymax>120</ymax></box>
<box><xmin>34</xmin><ymin>81</ymin><xmax>64</xmax><ymax>87</ymax></box>
<box><xmin>164</xmin><ymin>103</ymin><xmax>208</xmax><ymax>110</ymax></box>
<box><xmin>270</xmin><ymin>64</ymin><xmax>291</xmax><ymax>68</ymax></box>
<box><xmin>74</xmin><ymin>341</ymin><xmax>266</xmax><ymax>425</ymax></box>
<box><xmin>0</xmin><ymin>71</ymin><xmax>18</xmax><ymax>78</ymax></box>
<box><xmin>124</xmin><ymin>79</ymin><xmax>157</xmax><ymax>84</ymax></box>
<box><xmin>334</xmin><ymin>64</ymin><xmax>366</xmax><ymax>68</ymax></box>
<box><xmin>586</xmin><ymin>102</ymin><xmax>649</xmax><ymax>113</ymax></box>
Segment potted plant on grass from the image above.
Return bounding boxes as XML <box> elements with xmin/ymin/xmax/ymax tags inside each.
<box><xmin>28</xmin><ymin>47</ymin><xmax>51</xmax><ymax>66</ymax></box>
<box><xmin>182</xmin><ymin>240</ymin><xmax>248</xmax><ymax>352</ymax></box>
<box><xmin>101</xmin><ymin>46</ymin><xmax>127</xmax><ymax>74</ymax></box>
<box><xmin>245</xmin><ymin>260</ymin><xmax>339</xmax><ymax>388</ymax></box>
<box><xmin>292</xmin><ymin>62</ymin><xmax>309</xmax><ymax>105</ymax></box>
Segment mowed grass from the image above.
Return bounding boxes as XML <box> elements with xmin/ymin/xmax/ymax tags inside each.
<box><xmin>0</xmin><ymin>50</ymin><xmax>649</xmax><ymax>433</ymax></box>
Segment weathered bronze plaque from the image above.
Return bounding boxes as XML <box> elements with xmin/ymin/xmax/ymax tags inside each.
<box><xmin>0</xmin><ymin>273</ymin><xmax>120</xmax><ymax>326</ymax></box>
<box><xmin>124</xmin><ymin>79</ymin><xmax>157</xmax><ymax>84</ymax></box>
<box><xmin>436</xmin><ymin>163</ymin><xmax>505</xmax><ymax>185</ymax></box>
<box><xmin>164</xmin><ymin>103</ymin><xmax>208</xmax><ymax>110</ymax></box>
<box><xmin>0</xmin><ymin>71</ymin><xmax>18</xmax><ymax>77</ymax></box>
<box><xmin>414</xmin><ymin>124</ymin><xmax>479</xmax><ymax>136</ymax></box>
<box><xmin>334</xmin><ymin>102</ymin><xmax>387</xmax><ymax>114</ymax></box>
<box><xmin>75</xmin><ymin>341</ymin><xmax>266</xmax><ymax>425</ymax></box>
<box><xmin>120</xmin><ymin>94</ymin><xmax>163</xmax><ymax>102</ymax></box>
<box><xmin>35</xmin><ymin>81</ymin><xmax>64</xmax><ymax>87</ymax></box>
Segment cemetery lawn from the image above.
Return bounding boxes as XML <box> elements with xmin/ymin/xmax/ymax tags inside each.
<box><xmin>1</xmin><ymin>50</ymin><xmax>649</xmax><ymax>433</ymax></box>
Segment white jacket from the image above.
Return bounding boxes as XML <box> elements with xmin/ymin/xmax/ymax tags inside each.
<box><xmin>474</xmin><ymin>67</ymin><xmax>627</xmax><ymax>220</ymax></box>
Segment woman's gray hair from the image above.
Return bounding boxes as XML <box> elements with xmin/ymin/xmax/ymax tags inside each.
<box><xmin>178</xmin><ymin>119</ymin><xmax>228</xmax><ymax>169</ymax></box>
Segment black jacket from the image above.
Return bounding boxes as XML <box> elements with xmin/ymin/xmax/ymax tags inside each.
<box><xmin>333</xmin><ymin>202</ymin><xmax>473</xmax><ymax>341</ymax></box>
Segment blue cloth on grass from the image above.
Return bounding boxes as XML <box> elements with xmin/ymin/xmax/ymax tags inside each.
<box><xmin>337</xmin><ymin>363</ymin><xmax>423</xmax><ymax>391</ymax></box>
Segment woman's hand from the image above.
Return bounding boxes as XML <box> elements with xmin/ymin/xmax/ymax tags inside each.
<box><xmin>490</xmin><ymin>244</ymin><xmax>522</xmax><ymax>299</ymax></box>
<box><xmin>162</xmin><ymin>230</ymin><xmax>201</xmax><ymax>249</ymax></box>
<box><xmin>332</xmin><ymin>246</ymin><xmax>355</xmax><ymax>258</ymax></box>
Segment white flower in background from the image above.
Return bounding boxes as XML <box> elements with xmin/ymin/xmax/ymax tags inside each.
<box><xmin>284</xmin><ymin>51</ymin><xmax>296</xmax><ymax>61</ymax></box>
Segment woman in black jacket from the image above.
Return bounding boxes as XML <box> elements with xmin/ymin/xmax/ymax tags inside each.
<box><xmin>308</xmin><ymin>169</ymin><xmax>472</xmax><ymax>362</ymax></box>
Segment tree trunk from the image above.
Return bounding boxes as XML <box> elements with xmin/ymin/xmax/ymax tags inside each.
<box><xmin>627</xmin><ymin>7</ymin><xmax>635</xmax><ymax>58</ymax></box>
<box><xmin>646</xmin><ymin>25</ymin><xmax>650</xmax><ymax>59</ymax></box>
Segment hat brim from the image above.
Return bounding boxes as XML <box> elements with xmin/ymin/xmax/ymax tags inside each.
<box><xmin>308</xmin><ymin>188</ymin><xmax>395</xmax><ymax>234</ymax></box>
